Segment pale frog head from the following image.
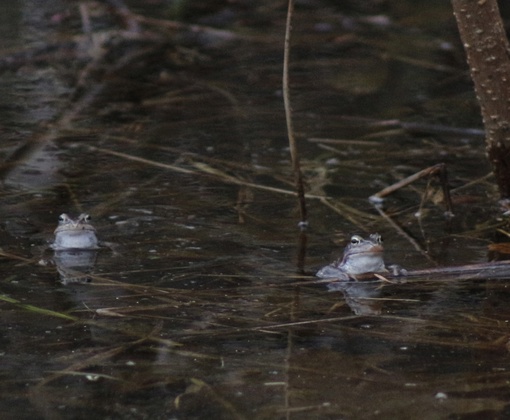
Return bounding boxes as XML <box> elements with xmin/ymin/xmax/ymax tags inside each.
<box><xmin>339</xmin><ymin>233</ymin><xmax>386</xmax><ymax>275</ymax></box>
<box><xmin>51</xmin><ymin>213</ymin><xmax>99</xmax><ymax>250</ymax></box>
<box><xmin>316</xmin><ymin>233</ymin><xmax>387</xmax><ymax>279</ymax></box>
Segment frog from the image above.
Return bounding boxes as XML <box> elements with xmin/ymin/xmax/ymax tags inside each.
<box><xmin>316</xmin><ymin>233</ymin><xmax>406</xmax><ymax>281</ymax></box>
<box><xmin>50</xmin><ymin>213</ymin><xmax>99</xmax><ymax>250</ymax></box>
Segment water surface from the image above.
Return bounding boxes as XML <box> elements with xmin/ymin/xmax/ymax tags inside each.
<box><xmin>0</xmin><ymin>1</ymin><xmax>508</xmax><ymax>419</ymax></box>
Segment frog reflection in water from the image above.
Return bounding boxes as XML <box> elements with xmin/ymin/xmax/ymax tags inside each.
<box><xmin>317</xmin><ymin>233</ymin><xmax>405</xmax><ymax>280</ymax></box>
<box><xmin>51</xmin><ymin>213</ymin><xmax>99</xmax><ymax>250</ymax></box>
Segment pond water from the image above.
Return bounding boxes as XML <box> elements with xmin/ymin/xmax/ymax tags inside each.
<box><xmin>1</xmin><ymin>1</ymin><xmax>510</xmax><ymax>419</ymax></box>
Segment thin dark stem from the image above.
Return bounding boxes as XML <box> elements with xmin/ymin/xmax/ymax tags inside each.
<box><xmin>283</xmin><ymin>0</ymin><xmax>308</xmax><ymax>228</ymax></box>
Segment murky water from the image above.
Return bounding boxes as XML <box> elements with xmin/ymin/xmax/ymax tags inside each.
<box><xmin>1</xmin><ymin>1</ymin><xmax>509</xmax><ymax>419</ymax></box>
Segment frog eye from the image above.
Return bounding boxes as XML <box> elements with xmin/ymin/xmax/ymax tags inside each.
<box><xmin>371</xmin><ymin>233</ymin><xmax>383</xmax><ymax>244</ymax></box>
<box><xmin>350</xmin><ymin>236</ymin><xmax>362</xmax><ymax>244</ymax></box>
<box><xmin>58</xmin><ymin>214</ymin><xmax>68</xmax><ymax>222</ymax></box>
<box><xmin>79</xmin><ymin>213</ymin><xmax>91</xmax><ymax>222</ymax></box>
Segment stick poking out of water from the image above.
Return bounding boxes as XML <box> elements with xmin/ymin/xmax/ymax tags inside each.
<box><xmin>283</xmin><ymin>0</ymin><xmax>308</xmax><ymax>230</ymax></box>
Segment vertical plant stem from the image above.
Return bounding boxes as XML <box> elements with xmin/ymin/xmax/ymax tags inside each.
<box><xmin>283</xmin><ymin>0</ymin><xmax>308</xmax><ymax>228</ymax></box>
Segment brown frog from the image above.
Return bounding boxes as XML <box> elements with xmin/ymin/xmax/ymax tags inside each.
<box><xmin>51</xmin><ymin>213</ymin><xmax>99</xmax><ymax>250</ymax></box>
<box><xmin>317</xmin><ymin>233</ymin><xmax>405</xmax><ymax>280</ymax></box>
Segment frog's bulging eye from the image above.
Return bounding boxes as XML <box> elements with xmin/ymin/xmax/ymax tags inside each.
<box><xmin>350</xmin><ymin>236</ymin><xmax>362</xmax><ymax>244</ymax></box>
<box><xmin>58</xmin><ymin>214</ymin><xmax>68</xmax><ymax>222</ymax></box>
<box><xmin>78</xmin><ymin>213</ymin><xmax>91</xmax><ymax>223</ymax></box>
<box><xmin>370</xmin><ymin>233</ymin><xmax>383</xmax><ymax>244</ymax></box>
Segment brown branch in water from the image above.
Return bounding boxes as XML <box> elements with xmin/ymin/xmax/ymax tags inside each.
<box><xmin>368</xmin><ymin>164</ymin><xmax>454</xmax><ymax>264</ymax></box>
<box><xmin>451</xmin><ymin>0</ymin><xmax>510</xmax><ymax>198</ymax></box>
<box><xmin>283</xmin><ymin>0</ymin><xmax>308</xmax><ymax>229</ymax></box>
<box><xmin>370</xmin><ymin>163</ymin><xmax>454</xmax><ymax>217</ymax></box>
<box><xmin>372</xmin><ymin>205</ymin><xmax>437</xmax><ymax>264</ymax></box>
<box><xmin>403</xmin><ymin>259</ymin><xmax>510</xmax><ymax>280</ymax></box>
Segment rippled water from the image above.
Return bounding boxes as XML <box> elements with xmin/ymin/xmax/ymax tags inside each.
<box><xmin>0</xmin><ymin>1</ymin><xmax>508</xmax><ymax>419</ymax></box>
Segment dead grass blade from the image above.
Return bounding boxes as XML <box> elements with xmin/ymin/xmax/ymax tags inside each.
<box><xmin>0</xmin><ymin>294</ymin><xmax>78</xmax><ymax>321</ymax></box>
<box><xmin>89</xmin><ymin>146</ymin><xmax>326</xmax><ymax>198</ymax></box>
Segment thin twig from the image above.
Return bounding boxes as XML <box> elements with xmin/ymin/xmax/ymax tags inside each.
<box><xmin>283</xmin><ymin>0</ymin><xmax>307</xmax><ymax>229</ymax></box>
<box><xmin>372</xmin><ymin>205</ymin><xmax>437</xmax><ymax>264</ymax></box>
<box><xmin>369</xmin><ymin>163</ymin><xmax>454</xmax><ymax>217</ymax></box>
